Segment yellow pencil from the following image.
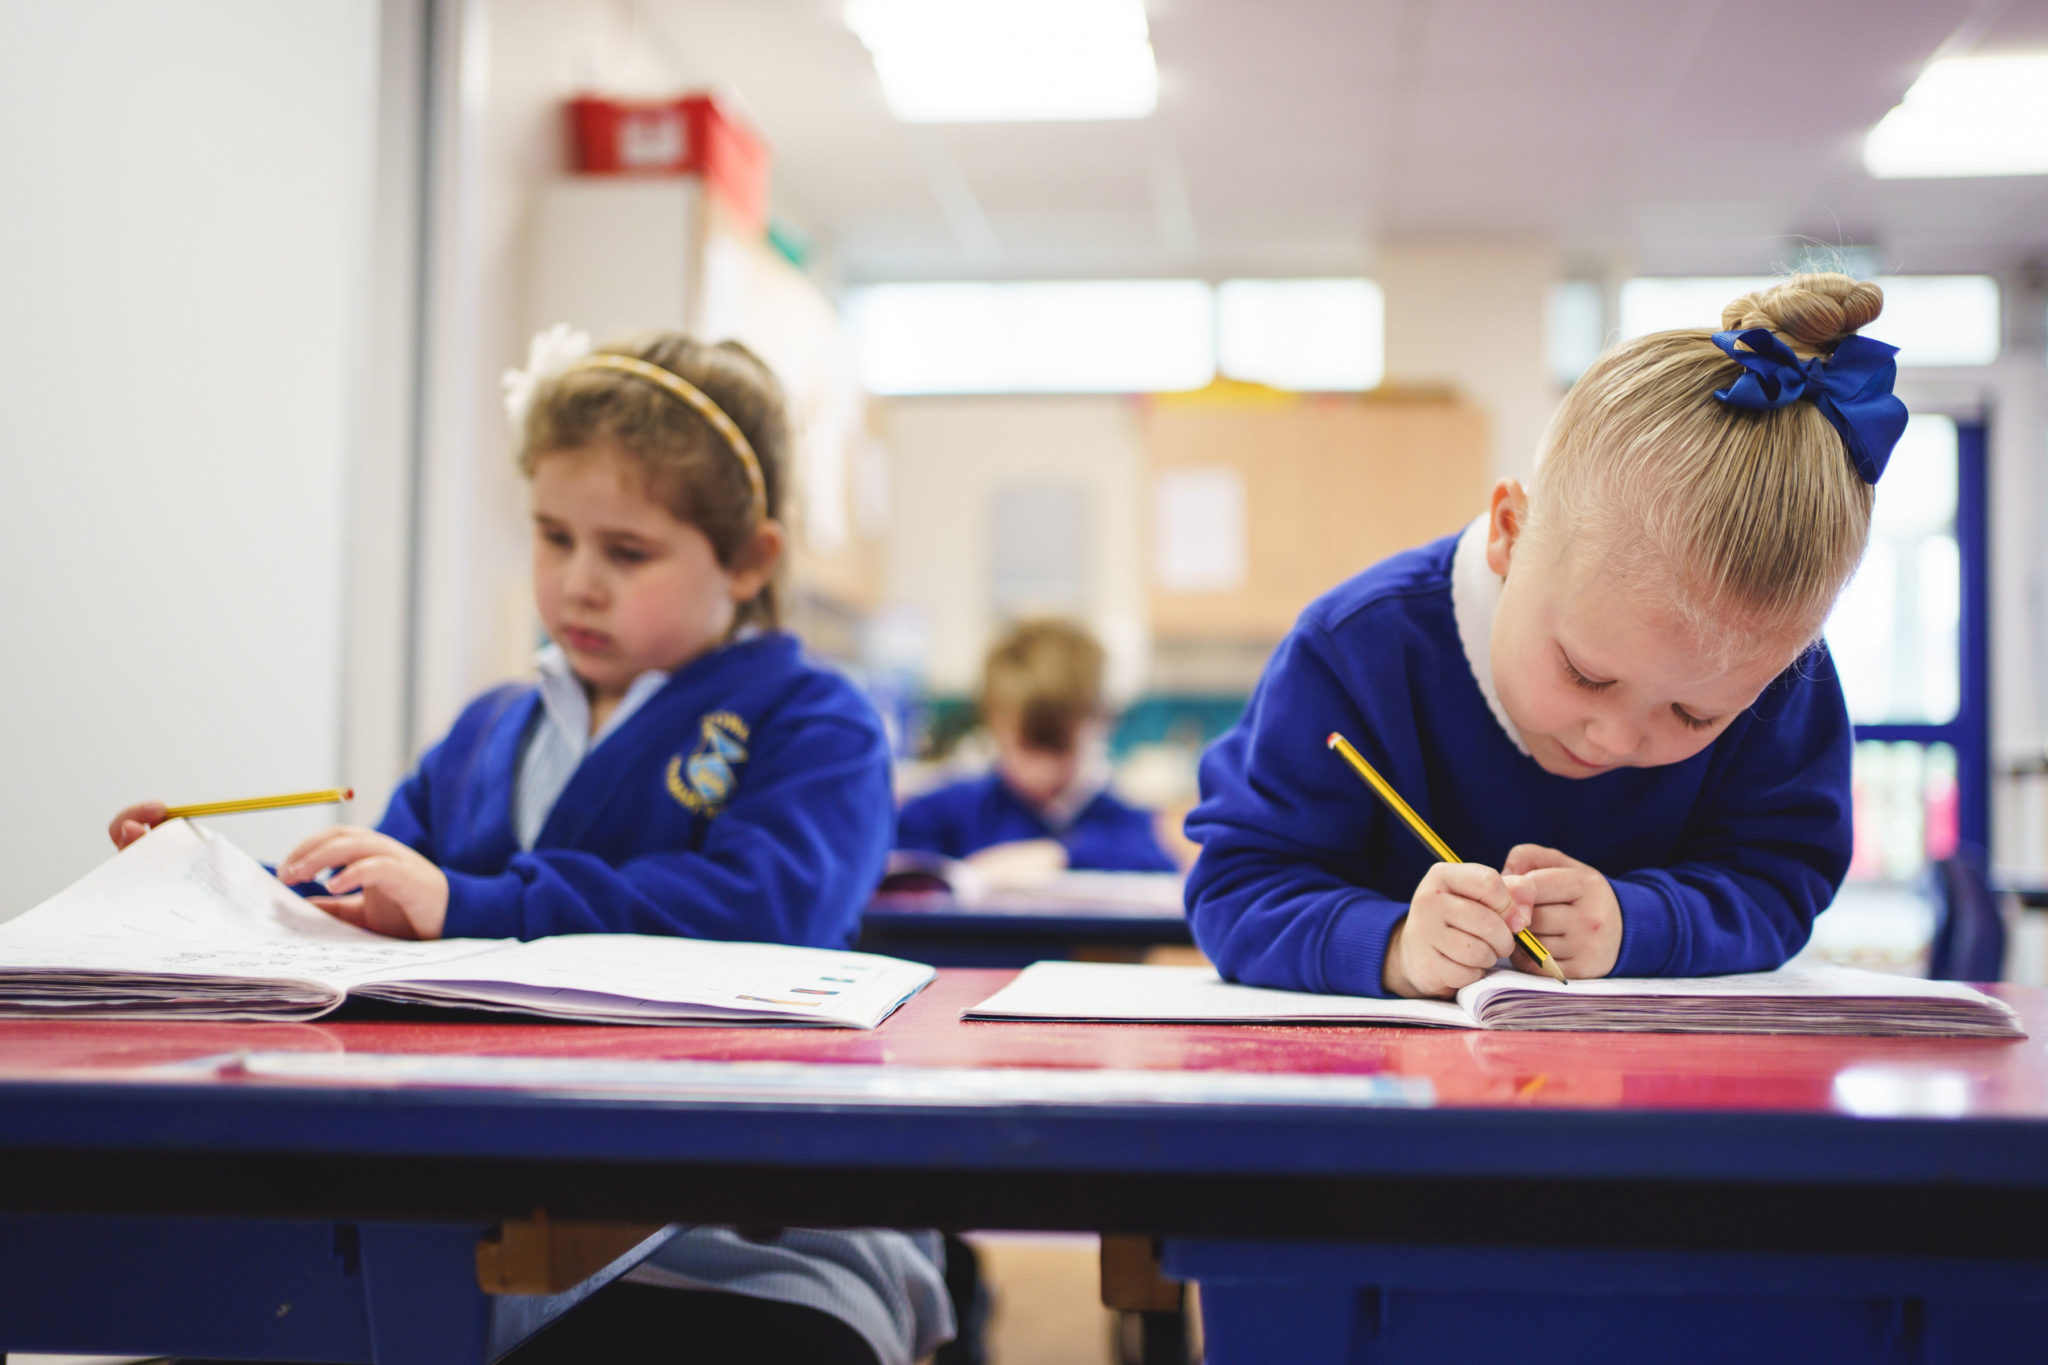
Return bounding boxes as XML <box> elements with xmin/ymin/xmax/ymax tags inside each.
<box><xmin>1325</xmin><ymin>733</ymin><xmax>1569</xmax><ymax>985</ymax></box>
<box><xmin>163</xmin><ymin>788</ymin><xmax>354</xmax><ymax>819</ymax></box>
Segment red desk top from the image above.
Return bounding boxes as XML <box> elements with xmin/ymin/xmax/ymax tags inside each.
<box><xmin>0</xmin><ymin>970</ymin><xmax>2042</xmax><ymax>1120</ymax></box>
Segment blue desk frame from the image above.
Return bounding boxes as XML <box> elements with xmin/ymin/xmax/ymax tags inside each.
<box><xmin>4</xmin><ymin>975</ymin><xmax>2048</xmax><ymax>1363</ymax></box>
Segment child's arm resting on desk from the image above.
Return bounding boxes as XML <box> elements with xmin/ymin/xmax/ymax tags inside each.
<box><xmin>432</xmin><ymin>714</ymin><xmax>893</xmax><ymax>947</ymax></box>
<box><xmin>1184</xmin><ymin>624</ymin><xmax>1526</xmax><ymax>998</ymax></box>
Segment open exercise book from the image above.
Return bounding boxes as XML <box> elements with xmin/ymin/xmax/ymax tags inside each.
<box><xmin>964</xmin><ymin>961</ymin><xmax>2025</xmax><ymax>1038</ymax></box>
<box><xmin>0</xmin><ymin>820</ymin><xmax>933</xmax><ymax>1027</ymax></box>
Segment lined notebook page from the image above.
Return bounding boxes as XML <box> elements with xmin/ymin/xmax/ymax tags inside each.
<box><xmin>963</xmin><ymin>962</ymin><xmax>1474</xmax><ymax>1028</ymax></box>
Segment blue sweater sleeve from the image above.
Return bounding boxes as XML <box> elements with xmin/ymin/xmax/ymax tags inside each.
<box><xmin>377</xmin><ymin>762</ymin><xmax>435</xmax><ymax>858</ymax></box>
<box><xmin>1183</xmin><ymin>623</ymin><xmax>1412</xmax><ymax>996</ymax></box>
<box><xmin>1606</xmin><ymin>665</ymin><xmax>1854</xmax><ymax>977</ymax></box>
<box><xmin>438</xmin><ymin>712</ymin><xmax>893</xmax><ymax>948</ymax></box>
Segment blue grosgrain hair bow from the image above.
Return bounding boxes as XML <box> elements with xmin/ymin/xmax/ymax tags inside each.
<box><xmin>1710</xmin><ymin>327</ymin><xmax>1908</xmax><ymax>484</ymax></box>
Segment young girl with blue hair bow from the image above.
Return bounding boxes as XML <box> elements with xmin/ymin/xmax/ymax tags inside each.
<box><xmin>1187</xmin><ymin>273</ymin><xmax>1908</xmax><ymax>1000</ymax></box>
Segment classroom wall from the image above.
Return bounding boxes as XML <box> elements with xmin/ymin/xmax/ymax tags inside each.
<box><xmin>881</xmin><ymin>396</ymin><xmax>1151</xmax><ymax>699</ymax></box>
<box><xmin>1379</xmin><ymin>240</ymin><xmax>1558</xmax><ymax>483</ymax></box>
<box><xmin>411</xmin><ymin>0</ymin><xmax>694</xmax><ymax>752</ymax></box>
<box><xmin>0</xmin><ymin>1</ymin><xmax>383</xmax><ymax>913</ymax></box>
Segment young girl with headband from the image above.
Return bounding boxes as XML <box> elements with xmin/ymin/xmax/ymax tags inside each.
<box><xmin>1186</xmin><ymin>272</ymin><xmax>1908</xmax><ymax>1000</ymax></box>
<box><xmin>109</xmin><ymin>328</ymin><xmax>954</xmax><ymax>1365</ymax></box>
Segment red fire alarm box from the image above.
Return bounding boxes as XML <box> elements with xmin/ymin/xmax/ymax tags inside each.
<box><xmin>566</xmin><ymin>92</ymin><xmax>772</xmax><ymax>232</ymax></box>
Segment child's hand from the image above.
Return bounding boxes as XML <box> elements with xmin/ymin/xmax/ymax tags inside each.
<box><xmin>1503</xmin><ymin>844</ymin><xmax>1622</xmax><ymax>979</ymax></box>
<box><xmin>108</xmin><ymin>801</ymin><xmax>168</xmax><ymax>850</ymax></box>
<box><xmin>1383</xmin><ymin>863</ymin><xmax>1535</xmax><ymax>999</ymax></box>
<box><xmin>278</xmin><ymin>826</ymin><xmax>449</xmax><ymax>940</ymax></box>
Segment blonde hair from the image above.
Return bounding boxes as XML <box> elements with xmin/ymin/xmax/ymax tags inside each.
<box><xmin>519</xmin><ymin>332</ymin><xmax>790</xmax><ymax>629</ymax></box>
<box><xmin>980</xmin><ymin>619</ymin><xmax>1107</xmax><ymax>752</ymax></box>
<box><xmin>1531</xmin><ymin>272</ymin><xmax>1883</xmax><ymax>647</ymax></box>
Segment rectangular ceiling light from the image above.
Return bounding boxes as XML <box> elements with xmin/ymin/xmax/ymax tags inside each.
<box><xmin>1617</xmin><ymin>277</ymin><xmax>1774</xmax><ymax>340</ymax></box>
<box><xmin>844</xmin><ymin>0</ymin><xmax>1158</xmax><ymax>123</ymax></box>
<box><xmin>1216</xmin><ymin>279</ymin><xmax>1385</xmax><ymax>391</ymax></box>
<box><xmin>845</xmin><ymin>280</ymin><xmax>1213</xmax><ymax>394</ymax></box>
<box><xmin>1864</xmin><ymin>54</ymin><xmax>2048</xmax><ymax>178</ymax></box>
<box><xmin>1875</xmin><ymin>276</ymin><xmax>2001</xmax><ymax>366</ymax></box>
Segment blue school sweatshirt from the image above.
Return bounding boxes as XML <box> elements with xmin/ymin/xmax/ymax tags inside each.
<box><xmin>896</xmin><ymin>772</ymin><xmax>1179</xmax><ymax>873</ymax></box>
<box><xmin>1184</xmin><ymin>520</ymin><xmax>1854</xmax><ymax>997</ymax></box>
<box><xmin>380</xmin><ymin>631</ymin><xmax>892</xmax><ymax>947</ymax></box>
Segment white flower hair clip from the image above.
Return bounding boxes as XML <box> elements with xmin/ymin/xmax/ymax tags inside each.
<box><xmin>501</xmin><ymin>323</ymin><xmax>593</xmax><ymax>430</ymax></box>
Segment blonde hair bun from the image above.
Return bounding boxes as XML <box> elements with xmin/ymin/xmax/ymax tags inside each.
<box><xmin>1720</xmin><ymin>273</ymin><xmax>1885</xmax><ymax>356</ymax></box>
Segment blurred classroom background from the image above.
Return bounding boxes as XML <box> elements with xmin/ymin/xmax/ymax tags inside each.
<box><xmin>4</xmin><ymin>3</ymin><xmax>2048</xmax><ymax>1360</ymax></box>
<box><xmin>6</xmin><ymin>0</ymin><xmax>2048</xmax><ymax>1061</ymax></box>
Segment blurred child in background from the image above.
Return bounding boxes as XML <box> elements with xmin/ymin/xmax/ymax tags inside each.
<box><xmin>896</xmin><ymin>618</ymin><xmax>1181</xmax><ymax>877</ymax></box>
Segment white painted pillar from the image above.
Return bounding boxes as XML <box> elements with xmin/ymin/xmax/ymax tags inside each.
<box><xmin>1377</xmin><ymin>241</ymin><xmax>1560</xmax><ymax>484</ymax></box>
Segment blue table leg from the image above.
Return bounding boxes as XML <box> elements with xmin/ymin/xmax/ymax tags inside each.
<box><xmin>1168</xmin><ymin>1238</ymin><xmax>2048</xmax><ymax>1365</ymax></box>
<box><xmin>1195</xmin><ymin>1285</ymin><xmax>1357</xmax><ymax>1364</ymax></box>
<box><xmin>358</xmin><ymin>1223</ymin><xmax>491</xmax><ymax>1365</ymax></box>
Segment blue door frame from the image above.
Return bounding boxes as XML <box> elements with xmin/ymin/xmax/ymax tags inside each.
<box><xmin>1849</xmin><ymin>419</ymin><xmax>1989</xmax><ymax>853</ymax></box>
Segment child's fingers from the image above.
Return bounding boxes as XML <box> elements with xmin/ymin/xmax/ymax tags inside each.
<box><xmin>108</xmin><ymin>801</ymin><xmax>168</xmax><ymax>848</ymax></box>
<box><xmin>1434</xmin><ymin>895</ymin><xmax>1519</xmax><ymax>961</ymax></box>
<box><xmin>1431</xmin><ymin>863</ymin><xmax>1521</xmax><ymax>916</ymax></box>
<box><xmin>1517</xmin><ymin>867</ymin><xmax>1584</xmax><ymax>908</ymax></box>
<box><xmin>305</xmin><ymin>893</ymin><xmax>370</xmax><ymax>929</ymax></box>
<box><xmin>1527</xmin><ymin>897</ymin><xmax>1594</xmax><ymax>938</ymax></box>
<box><xmin>279</xmin><ymin>826</ymin><xmax>351</xmax><ymax>878</ymax></box>
<box><xmin>1435</xmin><ymin>925</ymin><xmax>1510</xmax><ymax>971</ymax></box>
<box><xmin>1504</xmin><ymin>843</ymin><xmax>1575</xmax><ymax>875</ymax></box>
<box><xmin>279</xmin><ymin>827</ymin><xmax>388</xmax><ymax>883</ymax></box>
<box><xmin>323</xmin><ymin>854</ymin><xmax>400</xmax><ymax>898</ymax></box>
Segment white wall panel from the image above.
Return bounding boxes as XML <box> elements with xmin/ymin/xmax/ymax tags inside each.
<box><xmin>0</xmin><ymin>1</ymin><xmax>381</xmax><ymax>910</ymax></box>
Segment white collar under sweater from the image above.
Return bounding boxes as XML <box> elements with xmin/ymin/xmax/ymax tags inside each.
<box><xmin>1449</xmin><ymin>514</ymin><xmax>1530</xmax><ymax>757</ymax></box>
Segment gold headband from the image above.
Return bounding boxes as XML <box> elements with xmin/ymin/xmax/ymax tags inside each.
<box><xmin>566</xmin><ymin>354</ymin><xmax>768</xmax><ymax>526</ymax></box>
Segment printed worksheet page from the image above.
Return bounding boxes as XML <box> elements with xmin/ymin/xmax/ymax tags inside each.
<box><xmin>356</xmin><ymin>933</ymin><xmax>937</xmax><ymax>1028</ymax></box>
<box><xmin>0</xmin><ymin>820</ymin><xmax>495</xmax><ymax>1016</ymax></box>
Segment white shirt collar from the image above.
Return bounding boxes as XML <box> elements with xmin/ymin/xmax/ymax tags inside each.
<box><xmin>1450</xmin><ymin>515</ymin><xmax>1530</xmax><ymax>757</ymax></box>
<box><xmin>534</xmin><ymin>643</ymin><xmax>672</xmax><ymax>749</ymax></box>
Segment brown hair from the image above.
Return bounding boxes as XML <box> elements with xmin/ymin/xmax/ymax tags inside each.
<box><xmin>1530</xmin><ymin>272</ymin><xmax>1883</xmax><ymax>650</ymax></box>
<box><xmin>979</xmin><ymin>619</ymin><xmax>1107</xmax><ymax>752</ymax></box>
<box><xmin>519</xmin><ymin>332</ymin><xmax>791</xmax><ymax>629</ymax></box>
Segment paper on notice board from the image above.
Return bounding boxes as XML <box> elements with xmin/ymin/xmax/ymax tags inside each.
<box><xmin>1154</xmin><ymin>467</ymin><xmax>1246</xmax><ymax>593</ymax></box>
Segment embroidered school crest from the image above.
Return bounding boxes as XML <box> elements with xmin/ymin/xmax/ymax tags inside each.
<box><xmin>666</xmin><ymin>711</ymin><xmax>750</xmax><ymax>816</ymax></box>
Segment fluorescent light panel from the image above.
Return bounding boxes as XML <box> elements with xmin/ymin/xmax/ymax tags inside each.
<box><xmin>1864</xmin><ymin>54</ymin><xmax>2048</xmax><ymax>178</ymax></box>
<box><xmin>1618</xmin><ymin>276</ymin><xmax>1999</xmax><ymax>368</ymax></box>
<box><xmin>1216</xmin><ymin>279</ymin><xmax>1384</xmax><ymax>391</ymax></box>
<box><xmin>846</xmin><ymin>280</ymin><xmax>1214</xmax><ymax>394</ymax></box>
<box><xmin>1617</xmin><ymin>276</ymin><xmax>1774</xmax><ymax>341</ymax></box>
<box><xmin>844</xmin><ymin>0</ymin><xmax>1158</xmax><ymax>122</ymax></box>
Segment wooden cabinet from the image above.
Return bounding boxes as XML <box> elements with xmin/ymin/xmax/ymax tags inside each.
<box><xmin>1144</xmin><ymin>391</ymin><xmax>1491</xmax><ymax>642</ymax></box>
